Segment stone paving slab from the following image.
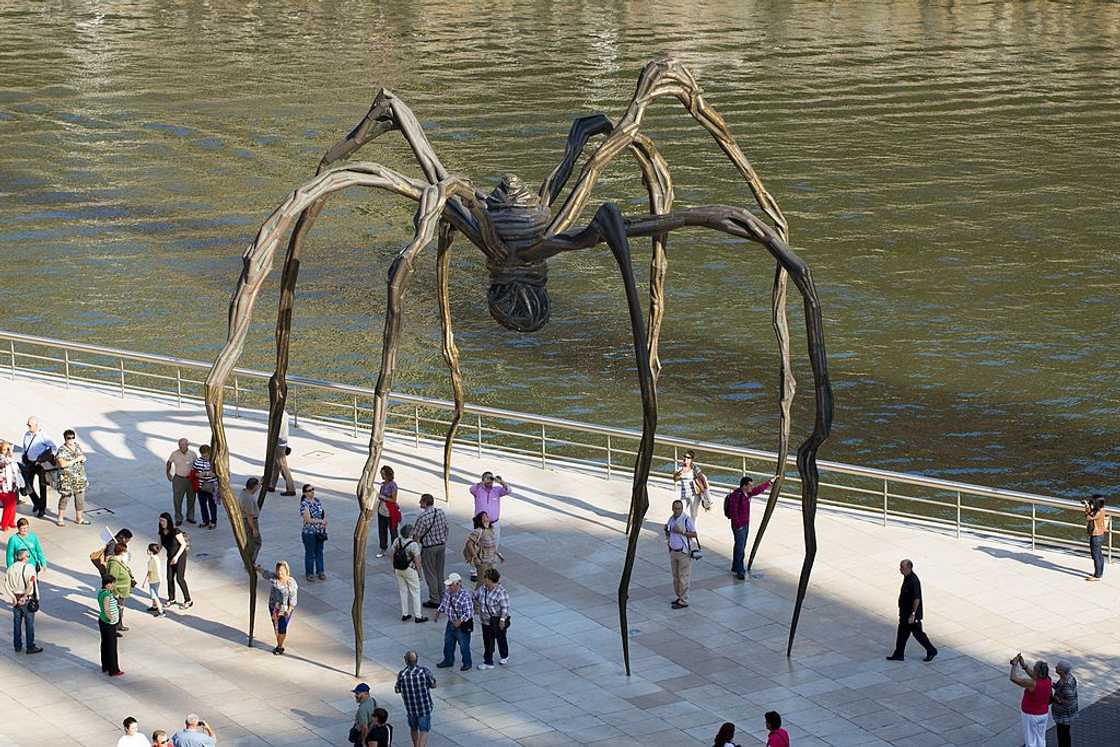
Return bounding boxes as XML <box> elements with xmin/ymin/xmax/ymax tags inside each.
<box><xmin>0</xmin><ymin>374</ymin><xmax>1118</xmax><ymax>746</ymax></box>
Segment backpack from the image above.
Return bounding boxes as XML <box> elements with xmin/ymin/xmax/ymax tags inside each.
<box><xmin>723</xmin><ymin>492</ymin><xmax>732</xmax><ymax>519</ymax></box>
<box><xmin>392</xmin><ymin>540</ymin><xmax>415</xmax><ymax>571</ymax></box>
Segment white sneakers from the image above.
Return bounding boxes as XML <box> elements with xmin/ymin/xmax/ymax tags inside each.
<box><xmin>499</xmin><ymin>657</ymin><xmax>508</xmax><ymax>665</ymax></box>
<box><xmin>478</xmin><ymin>663</ymin><xmax>494</xmax><ymax>670</ymax></box>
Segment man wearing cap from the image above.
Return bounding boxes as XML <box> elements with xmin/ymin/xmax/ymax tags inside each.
<box><xmin>395</xmin><ymin>650</ymin><xmax>436</xmax><ymax>747</ymax></box>
<box><xmin>349</xmin><ymin>683</ymin><xmax>376</xmax><ymax>745</ymax></box>
<box><xmin>238</xmin><ymin>477</ymin><xmax>262</xmax><ymax>563</ymax></box>
<box><xmin>433</xmin><ymin>572</ymin><xmax>474</xmax><ymax>671</ymax></box>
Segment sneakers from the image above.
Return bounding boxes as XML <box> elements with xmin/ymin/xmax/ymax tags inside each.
<box><xmin>375</xmin><ymin>552</ymin><xmax>385</xmax><ymax>559</ymax></box>
<box><xmin>499</xmin><ymin>657</ymin><xmax>508</xmax><ymax>665</ymax></box>
<box><xmin>478</xmin><ymin>663</ymin><xmax>494</xmax><ymax>670</ymax></box>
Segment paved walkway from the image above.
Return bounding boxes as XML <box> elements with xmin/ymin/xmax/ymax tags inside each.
<box><xmin>0</xmin><ymin>375</ymin><xmax>1117</xmax><ymax>747</ymax></box>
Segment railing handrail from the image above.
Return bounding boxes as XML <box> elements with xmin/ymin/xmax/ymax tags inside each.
<box><xmin>0</xmin><ymin>328</ymin><xmax>1082</xmax><ymax>514</ymax></box>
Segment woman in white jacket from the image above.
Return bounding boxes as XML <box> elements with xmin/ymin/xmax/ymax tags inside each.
<box><xmin>0</xmin><ymin>440</ymin><xmax>26</xmax><ymax>531</ymax></box>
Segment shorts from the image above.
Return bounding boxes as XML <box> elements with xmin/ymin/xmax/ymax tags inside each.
<box><xmin>271</xmin><ymin>607</ymin><xmax>293</xmax><ymax>634</ymax></box>
<box><xmin>406</xmin><ymin>713</ymin><xmax>431</xmax><ymax>732</ymax></box>
<box><xmin>148</xmin><ymin>581</ymin><xmax>162</xmax><ymax>599</ymax></box>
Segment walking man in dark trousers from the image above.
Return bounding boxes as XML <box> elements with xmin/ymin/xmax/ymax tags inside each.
<box><xmin>886</xmin><ymin>558</ymin><xmax>937</xmax><ymax>662</ymax></box>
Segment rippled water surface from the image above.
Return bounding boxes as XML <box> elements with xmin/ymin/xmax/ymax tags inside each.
<box><xmin>1</xmin><ymin>1</ymin><xmax>1118</xmax><ymax>497</ymax></box>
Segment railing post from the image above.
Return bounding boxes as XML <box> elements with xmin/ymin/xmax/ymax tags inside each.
<box><xmin>606</xmin><ymin>434</ymin><xmax>612</xmax><ymax>479</ymax></box>
<box><xmin>540</xmin><ymin>424</ymin><xmax>547</xmax><ymax>468</ymax></box>
<box><xmin>414</xmin><ymin>405</ymin><xmax>420</xmax><ymax>448</ymax></box>
<box><xmin>742</xmin><ymin>455</ymin><xmax>747</xmax><ymax>476</ymax></box>
<box><xmin>476</xmin><ymin>414</ymin><xmax>483</xmax><ymax>457</ymax></box>
<box><xmin>118</xmin><ymin>358</ymin><xmax>125</xmax><ymax>398</ymax></box>
<box><xmin>1109</xmin><ymin>520</ymin><xmax>1113</xmax><ymax>564</ymax></box>
<box><xmin>955</xmin><ymin>491</ymin><xmax>961</xmax><ymax>539</ymax></box>
<box><xmin>292</xmin><ymin>403</ymin><xmax>297</xmax><ymax>427</ymax></box>
<box><xmin>176</xmin><ymin>367</ymin><xmax>182</xmax><ymax>407</ymax></box>
<box><xmin>233</xmin><ymin>376</ymin><xmax>240</xmax><ymax>417</ymax></box>
<box><xmin>8</xmin><ymin>340</ymin><xmax>14</xmax><ymax>380</ymax></box>
<box><xmin>63</xmin><ymin>349</ymin><xmax>70</xmax><ymax>389</ymax></box>
<box><xmin>1030</xmin><ymin>504</ymin><xmax>1036</xmax><ymax>550</ymax></box>
<box><xmin>882</xmin><ymin>479</ymin><xmax>888</xmax><ymax>526</ymax></box>
<box><xmin>352</xmin><ymin>396</ymin><xmax>359</xmax><ymax>438</ymax></box>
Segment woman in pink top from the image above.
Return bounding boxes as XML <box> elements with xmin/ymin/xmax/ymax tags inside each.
<box><xmin>1010</xmin><ymin>654</ymin><xmax>1052</xmax><ymax>747</ymax></box>
<box><xmin>765</xmin><ymin>711</ymin><xmax>790</xmax><ymax>747</ymax></box>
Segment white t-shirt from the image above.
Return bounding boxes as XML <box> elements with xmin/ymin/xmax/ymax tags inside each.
<box><xmin>118</xmin><ymin>734</ymin><xmax>150</xmax><ymax>747</ymax></box>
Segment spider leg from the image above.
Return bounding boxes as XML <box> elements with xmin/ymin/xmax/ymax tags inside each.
<box><xmin>624</xmin><ymin>207</ymin><xmax>833</xmax><ymax>656</ymax></box>
<box><xmin>538</xmin><ymin>57</ymin><xmax>798</xmax><ymax>550</ymax></box>
<box><xmin>203</xmin><ymin>163</ymin><xmax>458</xmax><ymax>646</ymax></box>
<box><xmin>435</xmin><ymin>222</ymin><xmax>463</xmax><ymax>503</ymax></box>
<box><xmin>538</xmin><ymin>114</ymin><xmax>613</xmax><ymax>207</ymax></box>
<box><xmin>351</xmin><ymin>177</ymin><xmax>482</xmax><ymax>677</ymax></box>
<box><xmin>265</xmin><ymin>92</ymin><xmax>483</xmax><ymax>503</ymax></box>
<box><xmin>533</xmin><ymin>203</ymin><xmax>657</xmax><ymax>676</ymax></box>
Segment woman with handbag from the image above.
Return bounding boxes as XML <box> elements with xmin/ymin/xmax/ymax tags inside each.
<box><xmin>673</xmin><ymin>450</ymin><xmax>710</xmax><ymax>521</ymax></box>
<box><xmin>299</xmin><ymin>484</ymin><xmax>328</xmax><ymax>581</ymax></box>
<box><xmin>465</xmin><ymin>511</ymin><xmax>503</xmax><ymax>587</ymax></box>
<box><xmin>473</xmin><ymin>567</ymin><xmax>510</xmax><ymax>669</ymax></box>
<box><xmin>5</xmin><ymin>518</ymin><xmax>46</xmax><ymax>570</ymax></box>
<box><xmin>0</xmin><ymin>441</ymin><xmax>25</xmax><ymax>531</ymax></box>
<box><xmin>374</xmin><ymin>465</ymin><xmax>399</xmax><ymax>559</ymax></box>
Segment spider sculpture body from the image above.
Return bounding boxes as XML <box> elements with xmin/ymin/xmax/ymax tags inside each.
<box><xmin>203</xmin><ymin>56</ymin><xmax>834</xmax><ymax>677</ymax></box>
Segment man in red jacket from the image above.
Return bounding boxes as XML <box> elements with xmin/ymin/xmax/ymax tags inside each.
<box><xmin>724</xmin><ymin>475</ymin><xmax>777</xmax><ymax>580</ymax></box>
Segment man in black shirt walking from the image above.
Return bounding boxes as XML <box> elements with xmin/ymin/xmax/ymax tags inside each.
<box><xmin>886</xmin><ymin>558</ymin><xmax>938</xmax><ymax>662</ymax></box>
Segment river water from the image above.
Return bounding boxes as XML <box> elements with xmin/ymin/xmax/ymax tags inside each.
<box><xmin>1</xmin><ymin>1</ymin><xmax>1117</xmax><ymax>498</ymax></box>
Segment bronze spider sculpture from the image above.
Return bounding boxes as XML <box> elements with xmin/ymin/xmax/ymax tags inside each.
<box><xmin>203</xmin><ymin>56</ymin><xmax>833</xmax><ymax>676</ymax></box>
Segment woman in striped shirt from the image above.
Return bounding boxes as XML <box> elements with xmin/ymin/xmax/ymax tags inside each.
<box><xmin>473</xmin><ymin>567</ymin><xmax>510</xmax><ymax>669</ymax></box>
<box><xmin>192</xmin><ymin>445</ymin><xmax>219</xmax><ymax>529</ymax></box>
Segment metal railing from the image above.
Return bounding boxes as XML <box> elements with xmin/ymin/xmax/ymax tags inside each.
<box><xmin>0</xmin><ymin>329</ymin><xmax>1110</xmax><ymax>562</ymax></box>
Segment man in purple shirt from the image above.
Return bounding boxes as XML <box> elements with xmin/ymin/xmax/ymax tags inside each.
<box><xmin>724</xmin><ymin>475</ymin><xmax>776</xmax><ymax>580</ymax></box>
<box><xmin>469</xmin><ymin>472</ymin><xmax>510</xmax><ymax>546</ymax></box>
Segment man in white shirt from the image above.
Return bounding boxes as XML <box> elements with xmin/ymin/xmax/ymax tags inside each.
<box><xmin>665</xmin><ymin>499</ymin><xmax>698</xmax><ymax>609</ymax></box>
<box><xmin>165</xmin><ymin>438</ymin><xmax>198</xmax><ymax>525</ymax></box>
<box><xmin>20</xmin><ymin>416</ymin><xmax>56</xmax><ymax>518</ymax></box>
<box><xmin>117</xmin><ymin>717</ymin><xmax>150</xmax><ymax>747</ymax></box>
<box><xmin>6</xmin><ymin>547</ymin><xmax>42</xmax><ymax>653</ymax></box>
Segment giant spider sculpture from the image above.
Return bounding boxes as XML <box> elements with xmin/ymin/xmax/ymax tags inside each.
<box><xmin>204</xmin><ymin>56</ymin><xmax>833</xmax><ymax>677</ymax></box>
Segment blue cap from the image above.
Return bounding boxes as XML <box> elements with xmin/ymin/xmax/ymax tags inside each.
<box><xmin>352</xmin><ymin>683</ymin><xmax>370</xmax><ymax>694</ymax></box>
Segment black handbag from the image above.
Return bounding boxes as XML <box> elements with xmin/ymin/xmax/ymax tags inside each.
<box><xmin>459</xmin><ymin>618</ymin><xmax>474</xmax><ymax>634</ymax></box>
<box><xmin>26</xmin><ymin>574</ymin><xmax>40</xmax><ymax>613</ymax></box>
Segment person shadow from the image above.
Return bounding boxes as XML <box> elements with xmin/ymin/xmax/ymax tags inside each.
<box><xmin>974</xmin><ymin>545</ymin><xmax>1090</xmax><ymax>578</ymax></box>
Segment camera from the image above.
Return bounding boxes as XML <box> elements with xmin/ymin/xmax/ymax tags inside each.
<box><xmin>688</xmin><ymin>548</ymin><xmax>703</xmax><ymax>560</ymax></box>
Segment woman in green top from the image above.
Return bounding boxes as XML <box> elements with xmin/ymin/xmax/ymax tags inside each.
<box><xmin>97</xmin><ymin>574</ymin><xmax>122</xmax><ymax>675</ymax></box>
<box><xmin>105</xmin><ymin>543</ymin><xmax>134</xmax><ymax>633</ymax></box>
<box><xmin>5</xmin><ymin>518</ymin><xmax>46</xmax><ymax>569</ymax></box>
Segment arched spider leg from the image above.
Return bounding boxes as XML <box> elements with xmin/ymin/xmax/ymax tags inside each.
<box><xmin>535</xmin><ymin>204</ymin><xmax>832</xmax><ymax>661</ymax></box>
<box><xmin>538</xmin><ymin>114</ymin><xmax>613</xmax><ymax>207</ymax></box>
<box><xmin>203</xmin><ymin>163</ymin><xmax>463</xmax><ymax>645</ymax></box>
<box><xmin>264</xmin><ymin>91</ymin><xmax>482</xmax><ymax>506</ymax></box>
<box><xmin>625</xmin><ymin>207</ymin><xmax>833</xmax><ymax>657</ymax></box>
<box><xmin>542</xmin><ymin>58</ymin><xmax>798</xmax><ymax>560</ymax></box>
<box><xmin>352</xmin><ymin>177</ymin><xmax>484</xmax><ymax>677</ymax></box>
<box><xmin>533</xmin><ymin>203</ymin><xmax>657</xmax><ymax>675</ymax></box>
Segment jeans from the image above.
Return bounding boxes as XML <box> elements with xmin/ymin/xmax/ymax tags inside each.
<box><xmin>302</xmin><ymin>531</ymin><xmax>325</xmax><ymax>575</ymax></box>
<box><xmin>198</xmin><ymin>490</ymin><xmax>217</xmax><ymax>525</ymax></box>
<box><xmin>13</xmin><ymin>605</ymin><xmax>35</xmax><ymax>650</ymax></box>
<box><xmin>441</xmin><ymin>620</ymin><xmax>472</xmax><ymax>667</ymax></box>
<box><xmin>731</xmin><ymin>524</ymin><xmax>749</xmax><ymax>575</ymax></box>
<box><xmin>481</xmin><ymin>617</ymin><xmax>509</xmax><ymax>664</ymax></box>
<box><xmin>1090</xmin><ymin>534</ymin><xmax>1105</xmax><ymax>578</ymax></box>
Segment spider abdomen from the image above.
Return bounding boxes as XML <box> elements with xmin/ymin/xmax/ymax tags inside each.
<box><xmin>485</xmin><ymin>174</ymin><xmax>553</xmax><ymax>332</ymax></box>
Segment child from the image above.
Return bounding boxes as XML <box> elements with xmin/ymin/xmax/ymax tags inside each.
<box><xmin>141</xmin><ymin>543</ymin><xmax>166</xmax><ymax>617</ymax></box>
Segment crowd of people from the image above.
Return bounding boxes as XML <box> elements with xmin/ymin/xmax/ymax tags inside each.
<box><xmin>0</xmin><ymin>415</ymin><xmax>1109</xmax><ymax>746</ymax></box>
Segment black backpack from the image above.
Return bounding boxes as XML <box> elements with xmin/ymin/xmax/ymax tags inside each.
<box><xmin>392</xmin><ymin>540</ymin><xmax>415</xmax><ymax>571</ymax></box>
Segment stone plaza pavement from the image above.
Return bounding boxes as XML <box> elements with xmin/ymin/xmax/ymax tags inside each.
<box><xmin>0</xmin><ymin>375</ymin><xmax>1117</xmax><ymax>747</ymax></box>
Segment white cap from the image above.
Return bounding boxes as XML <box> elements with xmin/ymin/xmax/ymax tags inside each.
<box><xmin>444</xmin><ymin>572</ymin><xmax>462</xmax><ymax>586</ymax></box>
